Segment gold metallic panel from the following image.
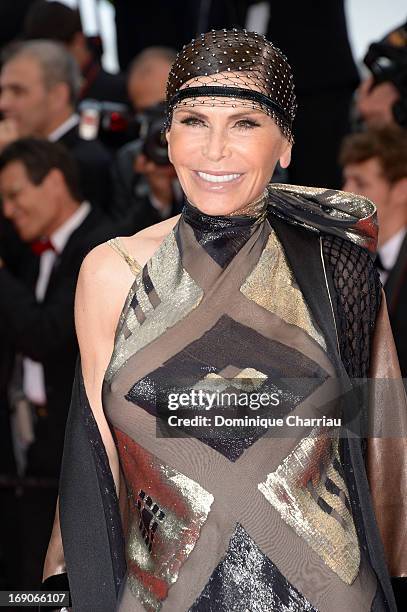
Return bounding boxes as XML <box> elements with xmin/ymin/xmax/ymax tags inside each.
<box><xmin>240</xmin><ymin>231</ymin><xmax>326</xmax><ymax>349</ymax></box>
<box><xmin>258</xmin><ymin>427</ymin><xmax>360</xmax><ymax>584</ymax></box>
<box><xmin>116</xmin><ymin>429</ymin><xmax>214</xmax><ymax>610</ymax></box>
<box><xmin>106</xmin><ymin>232</ymin><xmax>203</xmax><ymax>381</ymax></box>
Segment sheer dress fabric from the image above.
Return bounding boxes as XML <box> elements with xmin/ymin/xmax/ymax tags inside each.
<box><xmin>102</xmin><ymin>197</ymin><xmax>380</xmax><ymax>612</ymax></box>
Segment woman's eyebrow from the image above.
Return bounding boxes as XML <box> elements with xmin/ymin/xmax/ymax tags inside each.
<box><xmin>174</xmin><ymin>109</ymin><xmax>208</xmax><ymax>120</ymax></box>
<box><xmin>174</xmin><ymin>108</ymin><xmax>264</xmax><ymax>120</ymax></box>
<box><xmin>227</xmin><ymin>110</ymin><xmax>264</xmax><ymax>119</ymax></box>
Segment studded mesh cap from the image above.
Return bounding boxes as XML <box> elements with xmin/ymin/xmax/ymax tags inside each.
<box><xmin>166</xmin><ymin>29</ymin><xmax>297</xmax><ymax>142</ymax></box>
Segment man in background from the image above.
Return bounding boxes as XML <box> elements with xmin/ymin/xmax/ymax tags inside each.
<box><xmin>340</xmin><ymin>126</ymin><xmax>407</xmax><ymax>376</ymax></box>
<box><xmin>0</xmin><ymin>40</ymin><xmax>111</xmax><ymax>212</ymax></box>
<box><xmin>112</xmin><ymin>47</ymin><xmax>183</xmax><ymax>225</ymax></box>
<box><xmin>0</xmin><ymin>138</ymin><xmax>114</xmax><ymax>588</ymax></box>
<box><xmin>127</xmin><ymin>47</ymin><xmax>177</xmax><ymax>113</ymax></box>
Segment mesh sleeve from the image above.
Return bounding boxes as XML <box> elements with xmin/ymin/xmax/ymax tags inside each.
<box><xmin>321</xmin><ymin>234</ymin><xmax>382</xmax><ymax>379</ymax></box>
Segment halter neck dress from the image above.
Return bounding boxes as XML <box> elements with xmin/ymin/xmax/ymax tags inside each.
<box><xmin>102</xmin><ymin>199</ymin><xmax>379</xmax><ymax>611</ymax></box>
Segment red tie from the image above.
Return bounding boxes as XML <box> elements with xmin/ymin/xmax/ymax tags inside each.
<box><xmin>30</xmin><ymin>238</ymin><xmax>56</xmax><ymax>256</ymax></box>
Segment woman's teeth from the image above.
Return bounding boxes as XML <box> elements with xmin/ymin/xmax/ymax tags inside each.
<box><xmin>197</xmin><ymin>171</ymin><xmax>241</xmax><ymax>183</ymax></box>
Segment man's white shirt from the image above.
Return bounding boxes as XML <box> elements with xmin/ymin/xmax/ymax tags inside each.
<box><xmin>23</xmin><ymin>201</ymin><xmax>91</xmax><ymax>404</ymax></box>
<box><xmin>378</xmin><ymin>226</ymin><xmax>407</xmax><ymax>285</ymax></box>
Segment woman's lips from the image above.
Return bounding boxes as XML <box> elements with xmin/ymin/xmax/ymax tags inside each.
<box><xmin>193</xmin><ymin>170</ymin><xmax>244</xmax><ymax>190</ymax></box>
<box><xmin>196</xmin><ymin>171</ymin><xmax>242</xmax><ymax>183</ymax></box>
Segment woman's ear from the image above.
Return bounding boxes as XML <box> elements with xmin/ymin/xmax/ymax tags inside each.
<box><xmin>279</xmin><ymin>141</ymin><xmax>292</xmax><ymax>169</ymax></box>
<box><xmin>165</xmin><ymin>130</ymin><xmax>172</xmax><ymax>164</ymax></box>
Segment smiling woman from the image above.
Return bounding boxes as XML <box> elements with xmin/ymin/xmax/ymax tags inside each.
<box><xmin>167</xmin><ymin>104</ymin><xmax>291</xmax><ymax>215</ymax></box>
<box><xmin>42</xmin><ymin>29</ymin><xmax>407</xmax><ymax>612</ymax></box>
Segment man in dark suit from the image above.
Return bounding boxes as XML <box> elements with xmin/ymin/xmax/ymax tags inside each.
<box><xmin>0</xmin><ymin>138</ymin><xmax>115</xmax><ymax>588</ymax></box>
<box><xmin>341</xmin><ymin>126</ymin><xmax>407</xmax><ymax>376</ymax></box>
<box><xmin>0</xmin><ymin>39</ymin><xmax>112</xmax><ymax>212</ymax></box>
<box><xmin>0</xmin><ymin>138</ymin><xmax>115</xmax><ymax>473</ymax></box>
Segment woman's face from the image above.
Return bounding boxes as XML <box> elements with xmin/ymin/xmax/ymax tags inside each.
<box><xmin>166</xmin><ymin>102</ymin><xmax>291</xmax><ymax>215</ymax></box>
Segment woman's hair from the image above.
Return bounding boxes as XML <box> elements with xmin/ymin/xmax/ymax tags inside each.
<box><xmin>165</xmin><ymin>29</ymin><xmax>297</xmax><ymax>142</ymax></box>
<box><xmin>339</xmin><ymin>126</ymin><xmax>407</xmax><ymax>184</ymax></box>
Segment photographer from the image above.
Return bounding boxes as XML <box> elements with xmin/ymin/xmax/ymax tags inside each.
<box><xmin>356</xmin><ymin>20</ymin><xmax>407</xmax><ymax>128</ymax></box>
<box><xmin>111</xmin><ymin>47</ymin><xmax>183</xmax><ymax>225</ymax></box>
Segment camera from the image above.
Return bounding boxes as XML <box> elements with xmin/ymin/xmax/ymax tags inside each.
<box><xmin>136</xmin><ymin>102</ymin><xmax>169</xmax><ymax>166</ymax></box>
<box><xmin>364</xmin><ymin>21</ymin><xmax>407</xmax><ymax>126</ymax></box>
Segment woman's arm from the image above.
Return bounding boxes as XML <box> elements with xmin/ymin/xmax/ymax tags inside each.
<box><xmin>366</xmin><ymin>289</ymin><xmax>407</xmax><ymax>578</ymax></box>
<box><xmin>74</xmin><ymin>242</ymin><xmax>135</xmax><ymax>494</ymax></box>
<box><xmin>42</xmin><ymin>242</ymin><xmax>137</xmax><ymax>584</ymax></box>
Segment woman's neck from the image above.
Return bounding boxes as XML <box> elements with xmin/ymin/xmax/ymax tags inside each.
<box><xmin>187</xmin><ymin>188</ymin><xmax>268</xmax><ymax>220</ymax></box>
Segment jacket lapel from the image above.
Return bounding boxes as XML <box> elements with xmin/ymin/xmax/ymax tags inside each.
<box><xmin>44</xmin><ymin>208</ymin><xmax>97</xmax><ymax>298</ymax></box>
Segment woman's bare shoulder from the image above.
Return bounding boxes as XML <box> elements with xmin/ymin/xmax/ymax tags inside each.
<box><xmin>79</xmin><ymin>240</ymin><xmax>134</xmax><ymax>289</ymax></box>
<box><xmin>76</xmin><ymin>214</ymin><xmax>181</xmax><ymax>318</ymax></box>
<box><xmin>76</xmin><ymin>242</ymin><xmax>133</xmax><ymax>331</ymax></box>
<box><xmin>120</xmin><ymin>213</ymin><xmax>181</xmax><ymax>267</ymax></box>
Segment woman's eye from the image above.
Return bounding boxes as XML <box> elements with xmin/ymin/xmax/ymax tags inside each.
<box><xmin>180</xmin><ymin>116</ymin><xmax>205</xmax><ymax>126</ymax></box>
<box><xmin>235</xmin><ymin>119</ymin><xmax>260</xmax><ymax>129</ymax></box>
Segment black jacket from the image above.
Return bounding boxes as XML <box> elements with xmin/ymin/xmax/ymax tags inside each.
<box><xmin>80</xmin><ymin>61</ymin><xmax>128</xmax><ymax>106</ymax></box>
<box><xmin>0</xmin><ymin>207</ymin><xmax>117</xmax><ymax>476</ymax></box>
<box><xmin>58</xmin><ymin>126</ymin><xmax>112</xmax><ymax>214</ymax></box>
<box><xmin>383</xmin><ymin>233</ymin><xmax>407</xmax><ymax>378</ymax></box>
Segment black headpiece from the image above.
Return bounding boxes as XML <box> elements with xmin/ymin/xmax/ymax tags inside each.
<box><xmin>166</xmin><ymin>29</ymin><xmax>297</xmax><ymax>142</ymax></box>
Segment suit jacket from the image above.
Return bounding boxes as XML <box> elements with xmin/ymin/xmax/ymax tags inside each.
<box><xmin>0</xmin><ymin>207</ymin><xmax>117</xmax><ymax>477</ymax></box>
<box><xmin>383</xmin><ymin>233</ymin><xmax>407</xmax><ymax>378</ymax></box>
<box><xmin>80</xmin><ymin>61</ymin><xmax>128</xmax><ymax>106</ymax></box>
<box><xmin>58</xmin><ymin>126</ymin><xmax>113</xmax><ymax>215</ymax></box>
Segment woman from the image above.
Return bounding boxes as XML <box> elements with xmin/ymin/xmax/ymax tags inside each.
<box><xmin>43</xmin><ymin>30</ymin><xmax>406</xmax><ymax>611</ymax></box>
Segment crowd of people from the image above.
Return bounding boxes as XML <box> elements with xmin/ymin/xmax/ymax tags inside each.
<box><xmin>0</xmin><ymin>1</ymin><xmax>406</xmax><ymax>608</ymax></box>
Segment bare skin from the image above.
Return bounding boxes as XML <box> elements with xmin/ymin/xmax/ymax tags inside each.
<box><xmin>75</xmin><ymin>214</ymin><xmax>180</xmax><ymax>494</ymax></box>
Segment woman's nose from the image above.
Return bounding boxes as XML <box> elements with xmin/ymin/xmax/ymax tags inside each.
<box><xmin>202</xmin><ymin>127</ymin><xmax>228</xmax><ymax>162</ymax></box>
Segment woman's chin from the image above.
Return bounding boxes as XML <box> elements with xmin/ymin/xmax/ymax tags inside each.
<box><xmin>185</xmin><ymin>187</ymin><xmax>255</xmax><ymax>216</ymax></box>
<box><xmin>190</xmin><ymin>198</ymin><xmax>247</xmax><ymax>217</ymax></box>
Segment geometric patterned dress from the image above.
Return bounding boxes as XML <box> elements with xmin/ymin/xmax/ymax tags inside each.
<box><xmin>102</xmin><ymin>200</ymin><xmax>379</xmax><ymax>611</ymax></box>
